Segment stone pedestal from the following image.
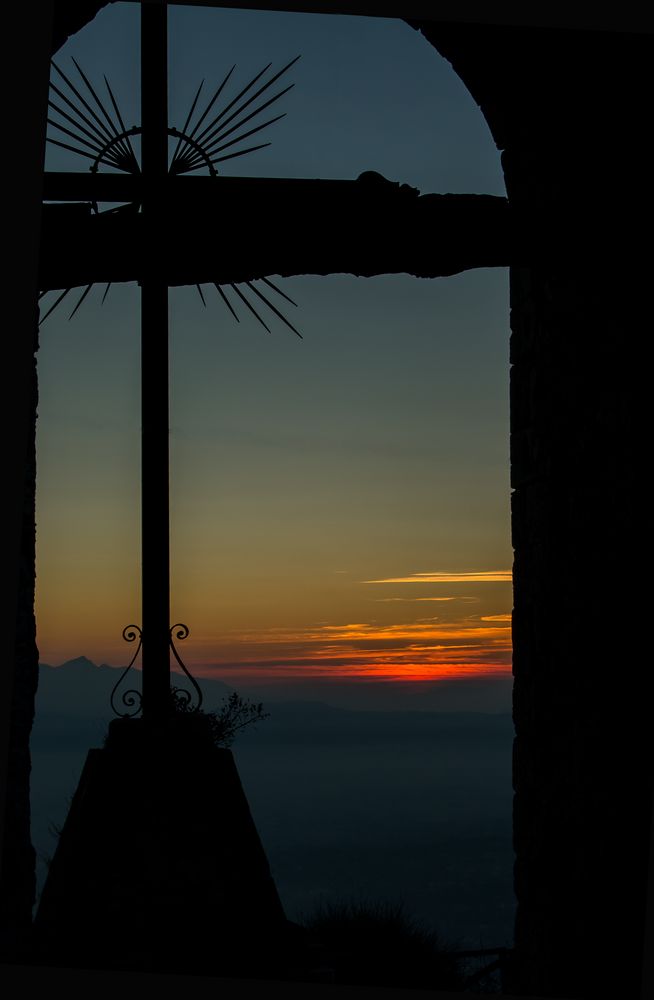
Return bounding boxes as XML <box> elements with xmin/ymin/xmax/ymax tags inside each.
<box><xmin>30</xmin><ymin>715</ymin><xmax>304</xmax><ymax>979</ymax></box>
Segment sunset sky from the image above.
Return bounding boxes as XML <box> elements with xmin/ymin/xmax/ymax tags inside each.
<box><xmin>35</xmin><ymin>3</ymin><xmax>512</xmax><ymax>709</ymax></box>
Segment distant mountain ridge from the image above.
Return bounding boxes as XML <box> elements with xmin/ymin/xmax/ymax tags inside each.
<box><xmin>30</xmin><ymin>661</ymin><xmax>515</xmax><ymax>951</ymax></box>
<box><xmin>36</xmin><ymin>656</ymin><xmax>234</xmax><ymax>716</ymax></box>
<box><xmin>33</xmin><ymin>657</ymin><xmax>513</xmax><ymax>753</ymax></box>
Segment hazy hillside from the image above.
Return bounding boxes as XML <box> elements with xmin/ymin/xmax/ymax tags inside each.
<box><xmin>30</xmin><ymin>658</ymin><xmax>516</xmax><ymax>949</ymax></box>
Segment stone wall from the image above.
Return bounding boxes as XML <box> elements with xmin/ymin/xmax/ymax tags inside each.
<box><xmin>0</xmin><ymin>314</ymin><xmax>40</xmax><ymax>958</ymax></box>
<box><xmin>508</xmin><ymin>253</ymin><xmax>651</xmax><ymax>999</ymax></box>
<box><xmin>1</xmin><ymin>4</ymin><xmax>109</xmax><ymax>959</ymax></box>
<box><xmin>410</xmin><ymin>20</ymin><xmax>653</xmax><ymax>999</ymax></box>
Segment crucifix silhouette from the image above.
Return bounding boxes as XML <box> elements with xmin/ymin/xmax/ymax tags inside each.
<box><xmin>39</xmin><ymin>3</ymin><xmax>512</xmax><ymax>725</ymax></box>
<box><xmin>33</xmin><ymin>4</ymin><xmax>517</xmax><ymax>974</ymax></box>
<box><xmin>127</xmin><ymin>5</ymin><xmax>179</xmax><ymax>721</ymax></box>
<box><xmin>41</xmin><ymin>4</ymin><xmax>306</xmax><ymax>721</ymax></box>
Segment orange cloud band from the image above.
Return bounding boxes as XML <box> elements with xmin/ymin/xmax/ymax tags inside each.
<box><xmin>363</xmin><ymin>570</ymin><xmax>513</xmax><ymax>584</ymax></box>
<box><xmin>187</xmin><ymin>617</ymin><xmax>512</xmax><ymax>684</ymax></box>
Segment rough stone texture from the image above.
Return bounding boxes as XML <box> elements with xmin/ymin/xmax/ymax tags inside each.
<box><xmin>0</xmin><ymin>314</ymin><xmax>40</xmax><ymax>959</ymax></box>
<box><xmin>507</xmin><ymin>258</ymin><xmax>650</xmax><ymax>1000</ymax></box>
<box><xmin>409</xmin><ymin>20</ymin><xmax>652</xmax><ymax>1000</ymax></box>
<box><xmin>0</xmin><ymin>4</ymin><xmax>105</xmax><ymax>961</ymax></box>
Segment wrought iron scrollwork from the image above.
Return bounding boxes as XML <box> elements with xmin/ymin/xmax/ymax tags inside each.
<box><xmin>110</xmin><ymin>625</ymin><xmax>143</xmax><ymax>717</ymax></box>
<box><xmin>169</xmin><ymin>623</ymin><xmax>203</xmax><ymax>711</ymax></box>
<box><xmin>110</xmin><ymin>622</ymin><xmax>203</xmax><ymax>717</ymax></box>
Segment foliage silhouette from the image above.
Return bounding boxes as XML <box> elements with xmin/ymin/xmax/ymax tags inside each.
<box><xmin>168</xmin><ymin>686</ymin><xmax>270</xmax><ymax>747</ymax></box>
<box><xmin>298</xmin><ymin>896</ymin><xmax>469</xmax><ymax>992</ymax></box>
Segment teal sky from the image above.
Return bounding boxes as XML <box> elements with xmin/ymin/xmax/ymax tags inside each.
<box><xmin>37</xmin><ymin>3</ymin><xmax>511</xmax><ymax>708</ymax></box>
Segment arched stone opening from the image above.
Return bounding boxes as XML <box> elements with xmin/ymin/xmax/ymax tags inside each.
<box><xmin>3</xmin><ymin>7</ymin><xmax>651</xmax><ymax>1000</ymax></box>
<box><xmin>6</xmin><ymin>2</ymin><xmax>514</xmax><ymax>974</ymax></box>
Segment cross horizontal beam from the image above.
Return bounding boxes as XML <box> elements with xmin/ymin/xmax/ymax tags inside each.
<box><xmin>41</xmin><ymin>171</ymin><xmax>398</xmax><ymax>203</ymax></box>
<box><xmin>40</xmin><ymin>173</ymin><xmax>515</xmax><ymax>288</ymax></box>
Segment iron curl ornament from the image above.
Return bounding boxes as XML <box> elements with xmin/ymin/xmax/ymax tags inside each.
<box><xmin>109</xmin><ymin>623</ymin><xmax>204</xmax><ymax>717</ymax></box>
<box><xmin>110</xmin><ymin>625</ymin><xmax>143</xmax><ymax>717</ymax></box>
<box><xmin>169</xmin><ymin>623</ymin><xmax>204</xmax><ymax>712</ymax></box>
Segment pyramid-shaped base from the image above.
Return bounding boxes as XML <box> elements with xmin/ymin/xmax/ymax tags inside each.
<box><xmin>30</xmin><ymin>716</ymin><xmax>308</xmax><ymax>979</ymax></box>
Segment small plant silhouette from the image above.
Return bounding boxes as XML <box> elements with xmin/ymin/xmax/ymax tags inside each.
<box><xmin>298</xmin><ymin>896</ymin><xmax>467</xmax><ymax>992</ymax></box>
<box><xmin>168</xmin><ymin>687</ymin><xmax>270</xmax><ymax>748</ymax></box>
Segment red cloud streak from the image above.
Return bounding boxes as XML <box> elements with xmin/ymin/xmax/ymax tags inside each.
<box><xmin>187</xmin><ymin>619</ymin><xmax>513</xmax><ymax>684</ymax></box>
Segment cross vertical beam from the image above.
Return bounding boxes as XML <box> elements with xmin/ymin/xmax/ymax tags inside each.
<box><xmin>140</xmin><ymin>2</ymin><xmax>170</xmax><ymax>721</ymax></box>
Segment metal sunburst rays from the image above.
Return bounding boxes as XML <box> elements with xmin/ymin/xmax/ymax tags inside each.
<box><xmin>205</xmin><ymin>278</ymin><xmax>302</xmax><ymax>338</ymax></box>
<box><xmin>168</xmin><ymin>54</ymin><xmax>300</xmax><ymax>175</ymax></box>
<box><xmin>41</xmin><ymin>54</ymin><xmax>302</xmax><ymax>336</ymax></box>
<box><xmin>47</xmin><ymin>57</ymin><xmax>140</xmax><ymax>174</ymax></box>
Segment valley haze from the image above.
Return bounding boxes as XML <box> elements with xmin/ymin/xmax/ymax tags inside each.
<box><xmin>30</xmin><ymin>658</ymin><xmax>515</xmax><ymax>950</ymax></box>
